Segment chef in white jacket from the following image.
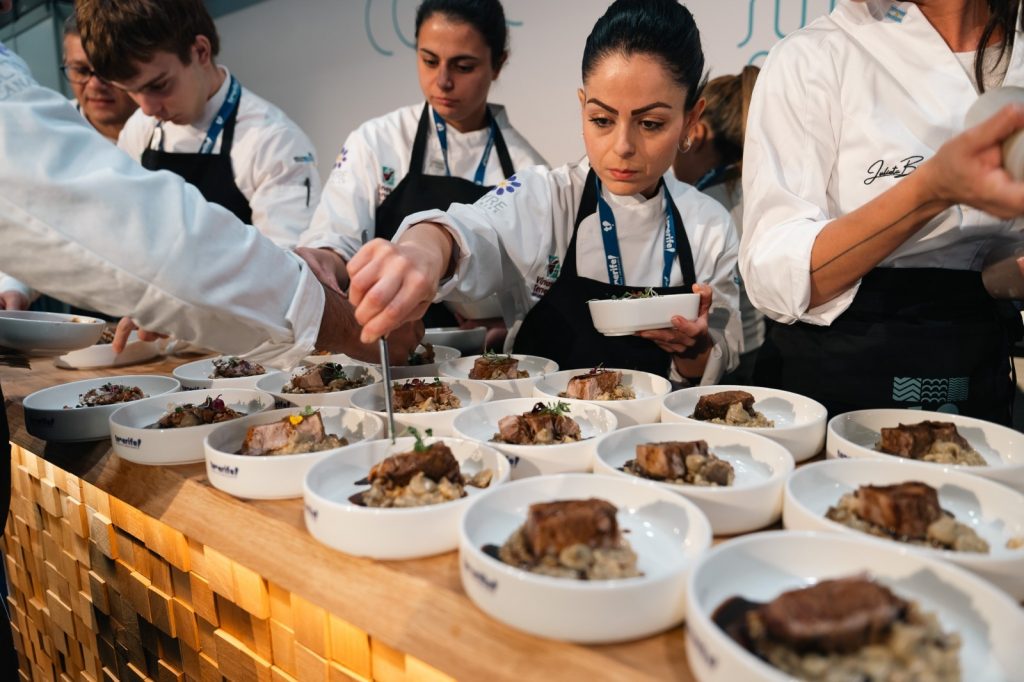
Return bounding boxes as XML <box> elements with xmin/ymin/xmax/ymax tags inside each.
<box><xmin>297</xmin><ymin>0</ymin><xmax>545</xmax><ymax>329</ymax></box>
<box><xmin>78</xmin><ymin>0</ymin><xmax>320</xmax><ymax>248</ymax></box>
<box><xmin>346</xmin><ymin>0</ymin><xmax>742</xmax><ymax>384</ymax></box>
<box><xmin>741</xmin><ymin>0</ymin><xmax>1024</xmax><ymax>422</ymax></box>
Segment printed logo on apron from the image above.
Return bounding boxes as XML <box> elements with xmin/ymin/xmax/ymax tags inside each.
<box><xmin>885</xmin><ymin>4</ymin><xmax>907</xmax><ymax>22</ymax></box>
<box><xmin>381</xmin><ymin>166</ymin><xmax>397</xmax><ymax>187</ymax></box>
<box><xmin>333</xmin><ymin>146</ymin><xmax>348</xmax><ymax>170</ymax></box>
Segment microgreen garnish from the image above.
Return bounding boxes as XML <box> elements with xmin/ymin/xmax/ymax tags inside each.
<box><xmin>531</xmin><ymin>401</ymin><xmax>571</xmax><ymax>416</ymax></box>
<box><xmin>407</xmin><ymin>427</ymin><xmax>434</xmax><ymax>452</ymax></box>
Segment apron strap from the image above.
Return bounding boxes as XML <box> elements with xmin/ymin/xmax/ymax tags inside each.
<box><xmin>408</xmin><ymin>102</ymin><xmax>433</xmax><ymax>178</ymax></box>
<box><xmin>219</xmin><ymin>92</ymin><xmax>241</xmax><ymax>155</ymax></box>
<box><xmin>492</xmin><ymin>118</ymin><xmax>516</xmax><ymax>179</ymax></box>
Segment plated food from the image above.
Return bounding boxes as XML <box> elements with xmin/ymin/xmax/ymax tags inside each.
<box><xmin>692</xmin><ymin>390</ymin><xmax>773</xmax><ymax>428</ymax></box>
<box><xmin>587</xmin><ymin>291</ymin><xmax>700</xmax><ymax>336</ymax></box>
<box><xmin>560</xmin><ymin>367</ymin><xmax>635</xmax><ymax>401</ymax></box>
<box><xmin>469</xmin><ymin>351</ymin><xmax>529</xmax><ymax>380</ymax></box>
<box><xmin>493</xmin><ymin>402</ymin><xmax>582</xmax><ymax>445</ymax></box>
<box><xmin>303</xmin><ymin>436</ymin><xmax>510</xmax><ymax>559</ymax></box>
<box><xmin>825</xmin><ymin>409</ymin><xmax>1024</xmax><ymax>491</ymax></box>
<box><xmin>148</xmin><ymin>394</ymin><xmax>243</xmax><ymax>429</ymax></box>
<box><xmin>281</xmin><ymin>362</ymin><xmax>372</xmax><ymax>394</ymax></box>
<box><xmin>210</xmin><ymin>356</ymin><xmax>266</xmax><ymax>379</ymax></box>
<box><xmin>392</xmin><ymin>378</ymin><xmax>460</xmax><ymax>412</ymax></box>
<box><xmin>204</xmin><ymin>407</ymin><xmax>383</xmax><ymax>499</ymax></box>
<box><xmin>534</xmin><ymin>368</ymin><xmax>672</xmax><ymax>426</ymax></box>
<box><xmin>713</xmin><ymin>576</ymin><xmax>959</xmax><ymax>681</ymax></box>
<box><xmin>71</xmin><ymin>382</ymin><xmax>146</xmax><ymax>408</ymax></box>
<box><xmin>441</xmin><ymin>353</ymin><xmax>557</xmax><ymax>400</ymax></box>
<box><xmin>484</xmin><ymin>498</ymin><xmax>640</xmax><ymax>580</ymax></box>
<box><xmin>0</xmin><ymin>309</ymin><xmax>105</xmax><ymax>353</ymax></box>
<box><xmin>407</xmin><ymin>343</ymin><xmax>436</xmax><ymax>366</ymax></box>
<box><xmin>350</xmin><ymin>430</ymin><xmax>493</xmax><ymax>508</ymax></box>
<box><xmin>174</xmin><ymin>356</ymin><xmax>281</xmax><ymax>390</ymax></box>
<box><xmin>783</xmin><ymin>458</ymin><xmax>1024</xmax><ymax>599</ymax></box>
<box><xmin>685</xmin><ymin>531</ymin><xmax>1024</xmax><ymax>682</ymax></box>
<box><xmin>349</xmin><ymin>377</ymin><xmax>492</xmax><ymax>438</ymax></box>
<box><xmin>662</xmin><ymin>385</ymin><xmax>828</xmax><ymax>462</ymax></box>
<box><xmin>594</xmin><ymin>423</ymin><xmax>793</xmax><ymax>535</ymax></box>
<box><xmin>460</xmin><ymin>474</ymin><xmax>712</xmax><ymax>643</ymax></box>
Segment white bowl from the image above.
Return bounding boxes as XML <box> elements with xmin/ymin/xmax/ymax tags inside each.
<box><xmin>0</xmin><ymin>310</ymin><xmax>105</xmax><ymax>353</ymax></box>
<box><xmin>256</xmin><ymin>364</ymin><xmax>382</xmax><ymax>409</ymax></box>
<box><xmin>826</xmin><ymin>408</ymin><xmax>1024</xmax><ymax>491</ymax></box>
<box><xmin>784</xmin><ymin>458</ymin><xmax>1024</xmax><ymax>599</ymax></box>
<box><xmin>533</xmin><ymin>368</ymin><xmax>672</xmax><ymax>426</ymax></box>
<box><xmin>203</xmin><ymin>407</ymin><xmax>383</xmax><ymax>500</ymax></box>
<box><xmin>685</xmin><ymin>531</ymin><xmax>1024</xmax><ymax>682</ymax></box>
<box><xmin>348</xmin><ymin>377</ymin><xmax>494</xmax><ymax>437</ymax></box>
<box><xmin>55</xmin><ymin>332</ymin><xmax>166</xmax><ymax>369</ymax></box>
<box><xmin>346</xmin><ymin>344</ymin><xmax>462</xmax><ymax>381</ymax></box>
<box><xmin>303</xmin><ymin>436</ymin><xmax>511</xmax><ymax>559</ymax></box>
<box><xmin>661</xmin><ymin>385</ymin><xmax>826</xmax><ymax>462</ymax></box>
<box><xmin>23</xmin><ymin>375</ymin><xmax>180</xmax><ymax>442</ymax></box>
<box><xmin>422</xmin><ymin>326</ymin><xmax>487</xmax><ymax>356</ymax></box>
<box><xmin>452</xmin><ymin>398</ymin><xmax>618</xmax><ymax>479</ymax></box>
<box><xmin>173</xmin><ymin>356</ymin><xmax>281</xmax><ymax>390</ymax></box>
<box><xmin>593</xmin><ymin>423</ymin><xmax>794</xmax><ymax>535</ymax></box>
<box><xmin>460</xmin><ymin>473</ymin><xmax>712</xmax><ymax>643</ymax></box>
<box><xmin>587</xmin><ymin>293</ymin><xmax>700</xmax><ymax>337</ymax></box>
<box><xmin>439</xmin><ymin>354</ymin><xmax>558</xmax><ymax>400</ymax></box>
<box><xmin>108</xmin><ymin>389</ymin><xmax>276</xmax><ymax>465</ymax></box>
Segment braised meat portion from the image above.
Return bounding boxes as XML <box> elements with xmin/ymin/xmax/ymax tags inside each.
<box><xmin>366</xmin><ymin>442</ymin><xmax>461</xmax><ymax>487</ymax></box>
<box><xmin>853</xmin><ymin>482</ymin><xmax>943</xmax><ymax>541</ymax></box>
<box><xmin>211</xmin><ymin>356</ymin><xmax>265</xmax><ymax>379</ymax></box>
<box><xmin>879</xmin><ymin>421</ymin><xmax>972</xmax><ymax>457</ymax></box>
<box><xmin>523</xmin><ymin>499</ymin><xmax>619</xmax><ymax>558</ymax></box>
<box><xmin>757</xmin><ymin>577</ymin><xmax>908</xmax><ymax>654</ymax></box>
<box><xmin>693</xmin><ymin>390</ymin><xmax>756</xmax><ymax>421</ymax></box>
<box><xmin>77</xmin><ymin>383</ymin><xmax>145</xmax><ymax>407</ymax></box>
<box><xmin>239</xmin><ymin>410</ymin><xmax>345</xmax><ymax>456</ymax></box>
<box><xmin>392</xmin><ymin>378</ymin><xmax>459</xmax><ymax>411</ymax></box>
<box><xmin>626</xmin><ymin>440</ymin><xmax>735</xmax><ymax>486</ymax></box>
<box><xmin>469</xmin><ymin>353</ymin><xmax>526</xmax><ymax>380</ymax></box>
<box><xmin>407</xmin><ymin>343</ymin><xmax>436</xmax><ymax>366</ymax></box>
<box><xmin>152</xmin><ymin>395</ymin><xmax>242</xmax><ymax>429</ymax></box>
<box><xmin>283</xmin><ymin>363</ymin><xmax>370</xmax><ymax>394</ymax></box>
<box><xmin>565</xmin><ymin>369</ymin><xmax>622</xmax><ymax>400</ymax></box>
<box><xmin>496</xmin><ymin>403</ymin><xmax>581</xmax><ymax>445</ymax></box>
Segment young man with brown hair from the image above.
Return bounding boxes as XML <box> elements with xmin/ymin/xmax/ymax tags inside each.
<box><xmin>77</xmin><ymin>0</ymin><xmax>320</xmax><ymax>248</ymax></box>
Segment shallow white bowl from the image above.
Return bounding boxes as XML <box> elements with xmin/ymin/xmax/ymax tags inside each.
<box><xmin>533</xmin><ymin>368</ymin><xmax>672</xmax><ymax>426</ymax></box>
<box><xmin>460</xmin><ymin>473</ymin><xmax>712</xmax><ymax>643</ymax></box>
<box><xmin>783</xmin><ymin>458</ymin><xmax>1024</xmax><ymax>600</ymax></box>
<box><xmin>439</xmin><ymin>354</ymin><xmax>558</xmax><ymax>400</ymax></box>
<box><xmin>685</xmin><ymin>531</ymin><xmax>1024</xmax><ymax>682</ymax></box>
<box><xmin>55</xmin><ymin>332</ymin><xmax>166</xmax><ymax>369</ymax></box>
<box><xmin>256</xmin><ymin>364</ymin><xmax>382</xmax><ymax>409</ymax></box>
<box><xmin>304</xmin><ymin>436</ymin><xmax>511</xmax><ymax>559</ymax></box>
<box><xmin>23</xmin><ymin>375</ymin><xmax>180</xmax><ymax>442</ymax></box>
<box><xmin>203</xmin><ymin>407</ymin><xmax>383</xmax><ymax>499</ymax></box>
<box><xmin>593</xmin><ymin>423</ymin><xmax>793</xmax><ymax>535</ymax></box>
<box><xmin>826</xmin><ymin>408</ymin><xmax>1024</xmax><ymax>491</ymax></box>
<box><xmin>108</xmin><ymin>389</ymin><xmax>276</xmax><ymax>465</ymax></box>
<box><xmin>452</xmin><ymin>398</ymin><xmax>618</xmax><ymax>479</ymax></box>
<box><xmin>587</xmin><ymin>293</ymin><xmax>700</xmax><ymax>337</ymax></box>
<box><xmin>661</xmin><ymin>385</ymin><xmax>826</xmax><ymax>462</ymax></box>
<box><xmin>349</xmin><ymin>378</ymin><xmax>494</xmax><ymax>437</ymax></box>
<box><xmin>423</xmin><ymin>326</ymin><xmax>487</xmax><ymax>356</ymax></box>
<box><xmin>346</xmin><ymin>344</ymin><xmax>462</xmax><ymax>381</ymax></box>
<box><xmin>173</xmin><ymin>356</ymin><xmax>281</xmax><ymax>390</ymax></box>
<box><xmin>0</xmin><ymin>310</ymin><xmax>105</xmax><ymax>353</ymax></box>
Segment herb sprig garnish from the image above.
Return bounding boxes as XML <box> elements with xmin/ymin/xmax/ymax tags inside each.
<box><xmin>530</xmin><ymin>401</ymin><xmax>571</xmax><ymax>417</ymax></box>
<box><xmin>407</xmin><ymin>427</ymin><xmax>434</xmax><ymax>452</ymax></box>
<box><xmin>482</xmin><ymin>350</ymin><xmax>514</xmax><ymax>363</ymax></box>
<box><xmin>611</xmin><ymin>288</ymin><xmax>658</xmax><ymax>300</ymax></box>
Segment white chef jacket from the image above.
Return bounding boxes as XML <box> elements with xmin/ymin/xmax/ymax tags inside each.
<box><xmin>741</xmin><ymin>0</ymin><xmax>1024</xmax><ymax>326</ymax></box>
<box><xmin>298</xmin><ymin>102</ymin><xmax>547</xmax><ymax>259</ymax></box>
<box><xmin>118</xmin><ymin>66</ymin><xmax>321</xmax><ymax>249</ymax></box>
<box><xmin>0</xmin><ymin>43</ymin><xmax>323</xmax><ymax>368</ymax></box>
<box><xmin>395</xmin><ymin>161</ymin><xmax>742</xmax><ymax>384</ymax></box>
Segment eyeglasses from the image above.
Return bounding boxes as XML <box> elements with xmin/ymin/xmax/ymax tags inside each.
<box><xmin>60</xmin><ymin>64</ymin><xmax>107</xmax><ymax>85</ymax></box>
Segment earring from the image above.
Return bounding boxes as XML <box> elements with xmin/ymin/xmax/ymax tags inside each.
<box><xmin>679</xmin><ymin>138</ymin><xmax>692</xmax><ymax>154</ymax></box>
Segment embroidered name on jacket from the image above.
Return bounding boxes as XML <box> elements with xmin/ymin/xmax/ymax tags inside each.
<box><xmin>864</xmin><ymin>156</ymin><xmax>923</xmax><ymax>185</ymax></box>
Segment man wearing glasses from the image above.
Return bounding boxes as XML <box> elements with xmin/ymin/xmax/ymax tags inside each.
<box><xmin>59</xmin><ymin>14</ymin><xmax>137</xmax><ymax>143</ymax></box>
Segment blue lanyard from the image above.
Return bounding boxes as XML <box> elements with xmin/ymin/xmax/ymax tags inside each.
<box><xmin>157</xmin><ymin>75</ymin><xmax>241</xmax><ymax>153</ymax></box>
<box><xmin>695</xmin><ymin>164</ymin><xmax>734</xmax><ymax>191</ymax></box>
<box><xmin>595</xmin><ymin>176</ymin><xmax>677</xmax><ymax>287</ymax></box>
<box><xmin>431</xmin><ymin>107</ymin><xmax>497</xmax><ymax>185</ymax></box>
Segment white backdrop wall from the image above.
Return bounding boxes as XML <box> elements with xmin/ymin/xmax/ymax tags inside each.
<box><xmin>217</xmin><ymin>0</ymin><xmax>838</xmax><ymax>178</ymax></box>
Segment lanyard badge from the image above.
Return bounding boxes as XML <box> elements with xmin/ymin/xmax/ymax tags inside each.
<box><xmin>595</xmin><ymin>175</ymin><xmax>677</xmax><ymax>288</ymax></box>
<box><xmin>431</xmin><ymin>107</ymin><xmax>497</xmax><ymax>185</ymax></box>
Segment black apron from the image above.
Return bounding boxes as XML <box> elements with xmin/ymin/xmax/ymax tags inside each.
<box><xmin>513</xmin><ymin>169</ymin><xmax>697</xmax><ymax>377</ymax></box>
<box><xmin>753</xmin><ymin>268</ymin><xmax>1020</xmax><ymax>424</ymax></box>
<box><xmin>140</xmin><ymin>95</ymin><xmax>253</xmax><ymax>224</ymax></box>
<box><xmin>375</xmin><ymin>103</ymin><xmax>516</xmax><ymax>327</ymax></box>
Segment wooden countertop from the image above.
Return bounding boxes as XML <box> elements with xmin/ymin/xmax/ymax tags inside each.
<box><xmin>1</xmin><ymin>355</ymin><xmax>697</xmax><ymax>682</ymax></box>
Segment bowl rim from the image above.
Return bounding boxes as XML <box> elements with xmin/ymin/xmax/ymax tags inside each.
<box><xmin>303</xmin><ymin>435</ymin><xmax>511</xmax><ymax>517</ymax></box>
<box><xmin>439</xmin><ymin>353</ymin><xmax>558</xmax><ymax>382</ymax></box>
<box><xmin>0</xmin><ymin>310</ymin><xmax>105</xmax><ymax>324</ymax></box>
<box><xmin>586</xmin><ymin>292</ymin><xmax>701</xmax><ymax>307</ymax></box>
<box><xmin>23</xmin><ymin>374</ymin><xmax>181</xmax><ymax>410</ymax></box>
<box><xmin>172</xmin><ymin>355</ymin><xmax>277</xmax><ymax>381</ymax></box>
<box><xmin>533</xmin><ymin>368</ymin><xmax>674</xmax><ymax>404</ymax></box>
<box><xmin>255</xmin><ymin>363</ymin><xmax>380</xmax><ymax>396</ymax></box>
<box><xmin>661</xmin><ymin>384</ymin><xmax>827</xmax><ymax>435</ymax></box>
<box><xmin>108</xmin><ymin>387</ymin><xmax>277</xmax><ymax>432</ymax></box>
<box><xmin>451</xmin><ymin>397</ymin><xmax>619</xmax><ymax>451</ymax></box>
<box><xmin>347</xmin><ymin>376</ymin><xmax>494</xmax><ymax>416</ymax></box>
<box><xmin>460</xmin><ymin>472</ymin><xmax>713</xmax><ymax>591</ymax></box>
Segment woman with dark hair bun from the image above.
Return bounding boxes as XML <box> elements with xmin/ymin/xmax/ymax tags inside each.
<box><xmin>298</xmin><ymin>0</ymin><xmax>545</xmax><ymax>329</ymax></box>
<box><xmin>742</xmin><ymin>0</ymin><xmax>1024</xmax><ymax>422</ymax></box>
<box><xmin>345</xmin><ymin>0</ymin><xmax>742</xmax><ymax>382</ymax></box>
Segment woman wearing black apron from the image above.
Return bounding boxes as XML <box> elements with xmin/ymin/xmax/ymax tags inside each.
<box><xmin>296</xmin><ymin>0</ymin><xmax>546</xmax><ymax>331</ymax></box>
<box><xmin>741</xmin><ymin>0</ymin><xmax>1024</xmax><ymax>424</ymax></box>
<box><xmin>345</xmin><ymin>0</ymin><xmax>743</xmax><ymax>382</ymax></box>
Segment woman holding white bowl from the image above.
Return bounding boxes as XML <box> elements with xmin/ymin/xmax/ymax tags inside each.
<box><xmin>344</xmin><ymin>0</ymin><xmax>742</xmax><ymax>384</ymax></box>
